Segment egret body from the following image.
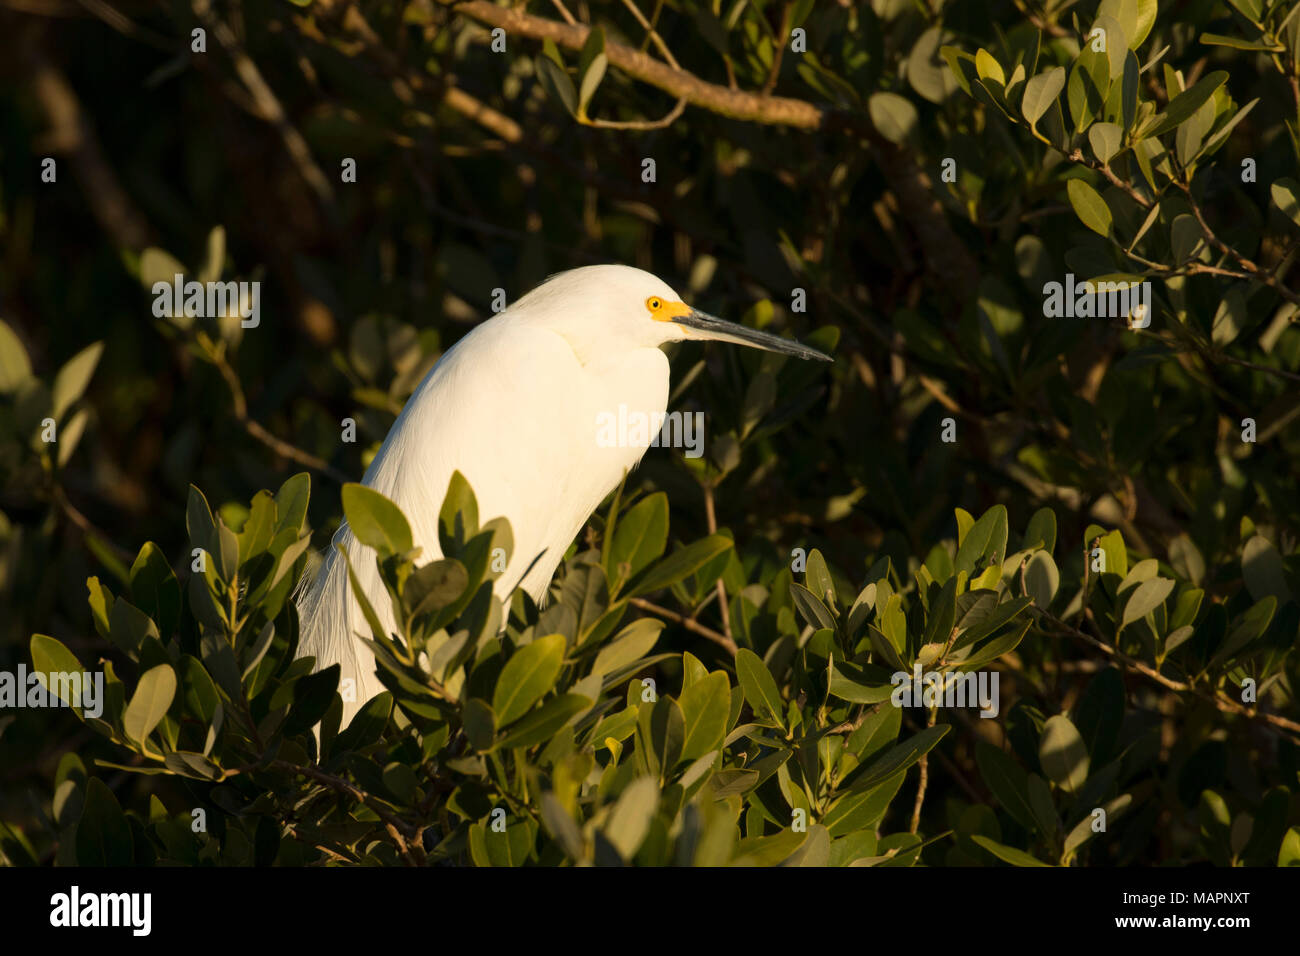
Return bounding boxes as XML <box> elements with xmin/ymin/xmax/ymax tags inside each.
<box><xmin>297</xmin><ymin>265</ymin><xmax>830</xmax><ymax>722</ymax></box>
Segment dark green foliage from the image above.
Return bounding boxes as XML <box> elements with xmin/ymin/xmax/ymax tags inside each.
<box><xmin>2</xmin><ymin>0</ymin><xmax>1299</xmax><ymax>866</ymax></box>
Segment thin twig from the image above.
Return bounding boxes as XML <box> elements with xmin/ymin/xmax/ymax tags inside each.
<box><xmin>549</xmin><ymin>0</ymin><xmax>576</xmax><ymax>26</ymax></box>
<box><xmin>52</xmin><ymin>486</ymin><xmax>135</xmax><ymax>564</ymax></box>
<box><xmin>266</xmin><ymin>760</ymin><xmax>425</xmax><ymax>865</ymax></box>
<box><xmin>629</xmin><ymin>596</ymin><xmax>738</xmax><ymax>655</ymax></box>
<box><xmin>436</xmin><ymin>0</ymin><xmax>824</xmax><ymax>128</ymax></box>
<box><xmin>761</xmin><ymin>2</ymin><xmax>791</xmax><ymax>96</ymax></box>
<box><xmin>1043</xmin><ymin>612</ymin><xmax>1300</xmax><ymax>739</ymax></box>
<box><xmin>1066</xmin><ymin>149</ymin><xmax>1153</xmax><ymax>210</ymax></box>
<box><xmin>702</xmin><ymin>484</ymin><xmax>733</xmax><ymax>646</ymax></box>
<box><xmin>1174</xmin><ymin>179</ymin><xmax>1300</xmax><ymax>308</ymax></box>
<box><xmin>582</xmin><ymin>96</ymin><xmax>686</xmax><ymax>130</ymax></box>
<box><xmin>207</xmin><ymin>342</ymin><xmax>349</xmax><ymax>483</ymax></box>
<box><xmin>192</xmin><ymin>0</ymin><xmax>337</xmax><ymax>213</ymax></box>
<box><xmin>909</xmin><ymin>707</ymin><xmax>936</xmax><ymax>834</ymax></box>
<box><xmin>619</xmin><ymin>0</ymin><xmax>679</xmax><ymax>69</ymax></box>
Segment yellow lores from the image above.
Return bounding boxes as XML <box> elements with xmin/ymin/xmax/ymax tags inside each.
<box><xmin>647</xmin><ymin>296</ymin><xmax>692</xmax><ymax>321</ymax></box>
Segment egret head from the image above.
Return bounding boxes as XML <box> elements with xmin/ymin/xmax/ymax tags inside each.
<box><xmin>514</xmin><ymin>264</ymin><xmax>832</xmax><ymax>364</ymax></box>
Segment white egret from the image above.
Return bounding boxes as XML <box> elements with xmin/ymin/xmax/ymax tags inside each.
<box><xmin>296</xmin><ymin>264</ymin><xmax>831</xmax><ymax>722</ymax></box>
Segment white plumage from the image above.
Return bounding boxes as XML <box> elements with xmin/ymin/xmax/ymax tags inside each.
<box><xmin>296</xmin><ymin>264</ymin><xmax>829</xmax><ymax>723</ymax></box>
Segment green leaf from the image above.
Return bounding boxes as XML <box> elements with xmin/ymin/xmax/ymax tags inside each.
<box><xmin>334</xmin><ymin>692</ymin><xmax>393</xmax><ymax>752</ymax></box>
<box><xmin>240</xmin><ymin>621</ymin><xmax>276</xmax><ymax>680</ymax></box>
<box><xmin>644</xmin><ymin>694</ymin><xmax>686</xmax><ymax>774</ymax></box>
<box><xmin>437</xmin><ymin>471</ymin><xmax>480</xmax><ymax>554</ymax></box>
<box><xmin>975</xmin><ymin>742</ymin><xmax>1038</xmax><ymax>831</ymax></box>
<box><xmin>1198</xmin><ymin>98</ymin><xmax>1256</xmax><ymax>161</ymax></box>
<box><xmin>791</xmin><ymin>583</ymin><xmax>837</xmax><ymax>632</ymax></box>
<box><xmin>214</xmin><ymin>518</ymin><xmax>239</xmax><ymax>581</ymax></box>
<box><xmin>0</xmin><ymin>319</ymin><xmax>32</xmax><ymax>393</ymax></box>
<box><xmin>828</xmin><ymin>659</ymin><xmax>896</xmax><ymax>704</ymax></box>
<box><xmin>1088</xmin><ymin>122</ymin><xmax>1123</xmax><ymax>164</ymax></box>
<box><xmin>735</xmin><ymin>648</ymin><xmax>785</xmax><ymax>729</ymax></box>
<box><xmin>1210</xmin><ymin>286</ymin><xmax>1249</xmax><ymax>346</ymax></box>
<box><xmin>274</xmin><ymin>472</ymin><xmax>311</xmax><ymax>535</ymax></box>
<box><xmin>463</xmin><ymin>698</ymin><xmax>497</xmax><ymax>751</ymax></box>
<box><xmin>493</xmin><ymin>633</ymin><xmax>566</xmax><ymax>726</ymax></box>
<box><xmin>284</xmin><ymin>665</ymin><xmax>340</xmax><ymax>735</ymax></box>
<box><xmin>51</xmin><ymin>342</ymin><xmax>104</xmax><ymax>421</ymax></box>
<box><xmin>868</xmin><ymin>92</ymin><xmax>918</xmax><ymax>144</ymax></box>
<box><xmin>265</xmin><ymin>533</ymin><xmax>314</xmax><ymax>597</ymax></box>
<box><xmin>1095</xmin><ymin>528</ymin><xmax>1128</xmax><ymax>578</ymax></box>
<box><xmin>1021</xmin><ymin>67</ymin><xmax>1066</xmax><ymax>127</ymax></box>
<box><xmin>1024</xmin><ymin>552</ymin><xmax>1059</xmax><ymax>609</ymax></box>
<box><xmin>237</xmin><ymin>491</ymin><xmax>277</xmax><ymax>565</ymax></box>
<box><xmin>955</xmin><ymin>505</ymin><xmax>1009</xmax><ymax>574</ymax></box>
<box><xmin>678</xmin><ymin>671</ymin><xmax>731</xmax><ymax>761</ymax></box>
<box><xmin>1075</xmin><ymin>667</ymin><xmax>1125</xmax><ymax>764</ymax></box>
<box><xmin>629</xmin><ymin>534</ymin><xmax>733</xmax><ymax>597</ymax></box>
<box><xmin>1226</xmin><ymin>0</ymin><xmax>1264</xmax><ymax>22</ymax></box>
<box><xmin>497</xmin><ymin>693</ymin><xmax>590</xmax><ymax>749</ymax></box>
<box><xmin>845</xmin><ymin>724</ymin><xmax>950</xmax><ymax>793</ymax></box>
<box><xmin>1131</xmin><ymin>0</ymin><xmax>1157</xmax><ymax>46</ymax></box>
<box><xmin>1121</xmin><ymin>577</ymin><xmax>1175</xmax><ymax>629</ymax></box>
<box><xmin>921</xmin><ymin>576</ymin><xmax>958</xmax><ymax>648</ymax></box>
<box><xmin>591</xmin><ymin>618</ymin><xmax>663</xmax><ymax>678</ymax></box>
<box><xmin>1067</xmin><ymin>47</ymin><xmax>1110</xmax><ymax>131</ymax></box>
<box><xmin>941</xmin><ymin>46</ymin><xmax>979</xmax><ymax>97</ymax></box>
<box><xmin>1214</xmin><ymin>596</ymin><xmax>1276</xmax><ymax>663</ymax></box>
<box><xmin>29</xmin><ymin>635</ymin><xmax>85</xmax><ymax>712</ymax></box>
<box><xmin>536</xmin><ymin>54</ymin><xmax>577</xmax><ymax>117</ymax></box>
<box><xmin>342</xmin><ymin>483</ymin><xmax>412</xmax><ymax>556</ymax></box>
<box><xmin>805</xmin><ymin>549</ymin><xmax>835</xmax><ymax>605</ymax></box>
<box><xmin>608</xmin><ymin>492</ymin><xmax>668</xmax><ymax>590</ymax></box>
<box><xmin>1067</xmin><ymin>179</ymin><xmax>1113</xmax><ymax>237</ymax></box>
<box><xmin>1065</xmin><ymin>794</ymin><xmax>1132</xmax><ymax>858</ymax></box>
<box><xmin>972</xmin><ymin>834</ymin><xmax>1052</xmax><ymax>867</ymax></box>
<box><xmin>469</xmin><ymin>818</ymin><xmax>535</xmax><ymax>867</ymax></box>
<box><xmin>130</xmin><ymin>542</ymin><xmax>181</xmax><ymax>636</ymax></box>
<box><xmin>1147</xmin><ymin>71</ymin><xmax>1228</xmax><ymax>136</ymax></box>
<box><xmin>576</xmin><ymin>53</ymin><xmax>606</xmax><ymax>117</ymax></box>
<box><xmin>107</xmin><ymin>597</ymin><xmax>159</xmax><ymax>658</ymax></box>
<box><xmin>1242</xmin><ymin>535</ymin><xmax>1292</xmax><ymax>604</ymax></box>
<box><xmin>1200</xmin><ymin>32</ymin><xmax>1283</xmax><ymax>51</ymax></box>
<box><xmin>1279</xmin><ymin>828</ymin><xmax>1300</xmax><ymax>866</ymax></box>
<box><xmin>1097</xmin><ymin>0</ymin><xmax>1138</xmax><ymax>49</ymax></box>
<box><xmin>975</xmin><ymin>49</ymin><xmax>1005</xmax><ymax>86</ymax></box>
<box><xmin>1038</xmin><ymin>714</ymin><xmax>1090</xmax><ymax>794</ymax></box>
<box><xmin>186</xmin><ymin>484</ymin><xmax>218</xmax><ymax>557</ymax></box>
<box><xmin>75</xmin><ymin>778</ymin><xmax>133</xmax><ymax>865</ymax></box>
<box><xmin>957</xmin><ymin>619</ymin><xmax>1030</xmax><ymax>669</ymax></box>
<box><xmin>577</xmin><ymin>26</ymin><xmax>607</xmax><ymax>117</ymax></box>
<box><xmin>180</xmin><ymin>655</ymin><xmax>219</xmax><ymax>724</ymax></box>
<box><xmin>1021</xmin><ymin>773</ymin><xmax>1056</xmax><ymax>843</ymax></box>
<box><xmin>56</xmin><ymin>408</ymin><xmax>89</xmax><ymax>467</ymax></box>
<box><xmin>603</xmin><ymin>776</ymin><xmax>659</xmax><ymax>860</ymax></box>
<box><xmin>123</xmin><ymin>664</ymin><xmax>177</xmax><ymax>748</ymax></box>
<box><xmin>1272</xmin><ymin>178</ymin><xmax>1300</xmax><ymax>230</ymax></box>
<box><xmin>405</xmin><ymin>558</ymin><xmax>470</xmax><ymax>618</ymax></box>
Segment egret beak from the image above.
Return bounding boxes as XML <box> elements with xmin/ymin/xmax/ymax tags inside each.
<box><xmin>672</xmin><ymin>309</ymin><xmax>832</xmax><ymax>362</ymax></box>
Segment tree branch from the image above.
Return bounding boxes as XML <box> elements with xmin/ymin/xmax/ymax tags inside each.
<box><xmin>436</xmin><ymin>0</ymin><xmax>826</xmax><ymax>128</ymax></box>
<box><xmin>629</xmin><ymin>596</ymin><xmax>737</xmax><ymax>655</ymax></box>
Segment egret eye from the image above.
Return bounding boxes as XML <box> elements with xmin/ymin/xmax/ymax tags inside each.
<box><xmin>647</xmin><ymin>297</ymin><xmax>662</xmax><ymax>312</ymax></box>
